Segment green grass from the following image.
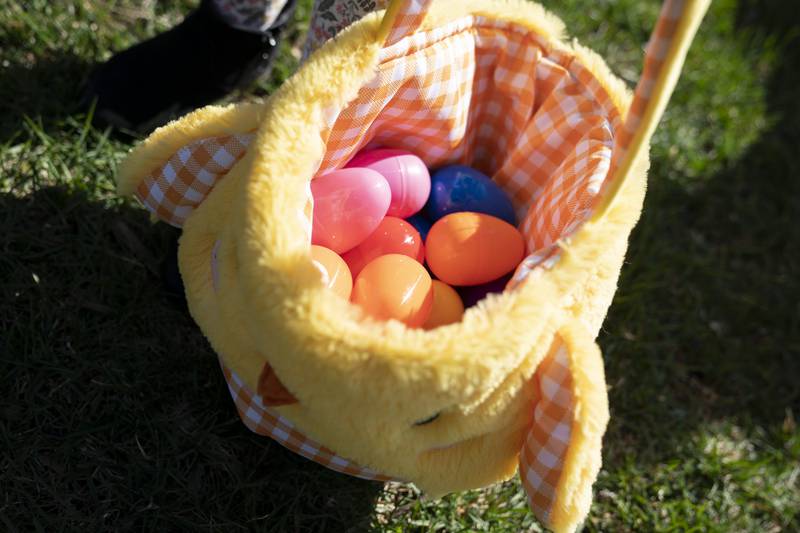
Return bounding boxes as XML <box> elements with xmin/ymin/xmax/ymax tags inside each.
<box><xmin>2</xmin><ymin>0</ymin><xmax>799</xmax><ymax>531</ymax></box>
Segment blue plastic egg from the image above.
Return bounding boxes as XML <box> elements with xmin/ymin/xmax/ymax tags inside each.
<box><xmin>406</xmin><ymin>214</ymin><xmax>433</xmax><ymax>242</ymax></box>
<box><xmin>424</xmin><ymin>165</ymin><xmax>516</xmax><ymax>225</ymax></box>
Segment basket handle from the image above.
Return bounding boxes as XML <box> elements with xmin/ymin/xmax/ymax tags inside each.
<box><xmin>591</xmin><ymin>0</ymin><xmax>711</xmax><ymax>221</ymax></box>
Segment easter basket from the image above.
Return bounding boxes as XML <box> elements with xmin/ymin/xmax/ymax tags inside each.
<box><xmin>117</xmin><ymin>0</ymin><xmax>708</xmax><ymax>530</ymax></box>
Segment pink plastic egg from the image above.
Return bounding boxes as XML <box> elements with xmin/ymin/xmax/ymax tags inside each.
<box><xmin>311</xmin><ymin>168</ymin><xmax>391</xmax><ymax>254</ymax></box>
<box><xmin>345</xmin><ymin>148</ymin><xmax>431</xmax><ymax>218</ymax></box>
<box><xmin>341</xmin><ymin>217</ymin><xmax>425</xmax><ymax>278</ymax></box>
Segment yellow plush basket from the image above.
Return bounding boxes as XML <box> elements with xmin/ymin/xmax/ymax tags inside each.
<box><xmin>117</xmin><ymin>1</ymin><xmax>707</xmax><ymax>530</ymax></box>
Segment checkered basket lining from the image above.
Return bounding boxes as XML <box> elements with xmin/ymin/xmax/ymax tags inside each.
<box><xmin>136</xmin><ymin>15</ymin><xmax>620</xmax><ymax>281</ymax></box>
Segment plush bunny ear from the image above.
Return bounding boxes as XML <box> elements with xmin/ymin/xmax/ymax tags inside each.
<box><xmin>133</xmin><ymin>133</ymin><xmax>254</xmax><ymax>227</ymax></box>
<box><xmin>116</xmin><ymin>102</ymin><xmax>268</xmax><ymax>226</ymax></box>
<box><xmin>519</xmin><ymin>320</ymin><xmax>610</xmax><ymax>533</ymax></box>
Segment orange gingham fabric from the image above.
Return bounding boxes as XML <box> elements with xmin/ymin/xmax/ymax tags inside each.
<box><xmin>383</xmin><ymin>0</ymin><xmax>433</xmax><ymax>46</ymax></box>
<box><xmin>135</xmin><ymin>133</ymin><xmax>254</xmax><ymax>227</ymax></box>
<box><xmin>222</xmin><ymin>364</ymin><xmax>395</xmax><ymax>482</ymax></box>
<box><xmin>139</xmin><ymin>2</ymin><xmax>691</xmax><ymax>271</ymax></box>
<box><xmin>314</xmin><ymin>16</ymin><xmax>620</xmax><ymax>262</ymax></box>
<box><xmin>140</xmin><ymin>18</ymin><xmax>620</xmax><ymax>264</ymax></box>
<box><xmin>519</xmin><ymin>339</ymin><xmax>574</xmax><ymax>522</ymax></box>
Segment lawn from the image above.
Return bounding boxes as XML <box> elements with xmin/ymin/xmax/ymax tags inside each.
<box><xmin>1</xmin><ymin>0</ymin><xmax>799</xmax><ymax>531</ymax></box>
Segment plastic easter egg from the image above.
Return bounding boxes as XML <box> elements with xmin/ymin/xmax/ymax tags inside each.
<box><xmin>426</xmin><ymin>212</ymin><xmax>525</xmax><ymax>286</ymax></box>
<box><xmin>425</xmin><ymin>165</ymin><xmax>516</xmax><ymax>225</ymax></box>
<box><xmin>311</xmin><ymin>168</ymin><xmax>391</xmax><ymax>254</ymax></box>
<box><xmin>346</xmin><ymin>148</ymin><xmax>431</xmax><ymax>218</ymax></box>
<box><xmin>457</xmin><ymin>273</ymin><xmax>513</xmax><ymax>308</ymax></box>
<box><xmin>352</xmin><ymin>254</ymin><xmax>433</xmax><ymax>327</ymax></box>
<box><xmin>310</xmin><ymin>245</ymin><xmax>353</xmax><ymax>300</ymax></box>
<box><xmin>423</xmin><ymin>281</ymin><xmax>464</xmax><ymax>329</ymax></box>
<box><xmin>405</xmin><ymin>214</ymin><xmax>433</xmax><ymax>242</ymax></box>
<box><xmin>341</xmin><ymin>217</ymin><xmax>425</xmax><ymax>278</ymax></box>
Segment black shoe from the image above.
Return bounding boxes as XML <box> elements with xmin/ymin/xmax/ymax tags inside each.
<box><xmin>81</xmin><ymin>0</ymin><xmax>296</xmax><ymax>135</ymax></box>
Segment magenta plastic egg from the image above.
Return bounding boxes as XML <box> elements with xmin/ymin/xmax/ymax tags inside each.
<box><xmin>311</xmin><ymin>168</ymin><xmax>391</xmax><ymax>254</ymax></box>
<box><xmin>345</xmin><ymin>148</ymin><xmax>431</xmax><ymax>218</ymax></box>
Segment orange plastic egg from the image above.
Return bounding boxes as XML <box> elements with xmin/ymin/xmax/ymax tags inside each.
<box><xmin>426</xmin><ymin>212</ymin><xmax>525</xmax><ymax>286</ymax></box>
<box><xmin>310</xmin><ymin>245</ymin><xmax>353</xmax><ymax>300</ymax></box>
<box><xmin>352</xmin><ymin>254</ymin><xmax>433</xmax><ymax>327</ymax></box>
<box><xmin>341</xmin><ymin>216</ymin><xmax>425</xmax><ymax>278</ymax></box>
<box><xmin>423</xmin><ymin>281</ymin><xmax>464</xmax><ymax>329</ymax></box>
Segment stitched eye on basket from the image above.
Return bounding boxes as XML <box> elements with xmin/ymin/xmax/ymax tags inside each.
<box><xmin>413</xmin><ymin>412</ymin><xmax>441</xmax><ymax>426</ymax></box>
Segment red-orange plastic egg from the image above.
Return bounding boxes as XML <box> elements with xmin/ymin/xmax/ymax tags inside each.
<box><xmin>310</xmin><ymin>245</ymin><xmax>353</xmax><ymax>300</ymax></box>
<box><xmin>423</xmin><ymin>281</ymin><xmax>464</xmax><ymax>329</ymax></box>
<box><xmin>426</xmin><ymin>212</ymin><xmax>525</xmax><ymax>286</ymax></box>
<box><xmin>352</xmin><ymin>254</ymin><xmax>433</xmax><ymax>327</ymax></box>
<box><xmin>341</xmin><ymin>216</ymin><xmax>425</xmax><ymax>278</ymax></box>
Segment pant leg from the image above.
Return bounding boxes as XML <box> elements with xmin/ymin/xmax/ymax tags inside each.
<box><xmin>210</xmin><ymin>0</ymin><xmax>292</xmax><ymax>33</ymax></box>
<box><xmin>303</xmin><ymin>0</ymin><xmax>389</xmax><ymax>58</ymax></box>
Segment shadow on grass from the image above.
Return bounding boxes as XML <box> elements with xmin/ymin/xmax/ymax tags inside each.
<box><xmin>0</xmin><ymin>187</ymin><xmax>381</xmax><ymax>532</ymax></box>
<box><xmin>0</xmin><ymin>51</ymin><xmax>96</xmax><ymax>144</ymax></box>
<box><xmin>600</xmin><ymin>0</ymin><xmax>800</xmax><ymax>464</ymax></box>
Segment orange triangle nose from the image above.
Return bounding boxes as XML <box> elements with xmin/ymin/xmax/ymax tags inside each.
<box><xmin>257</xmin><ymin>362</ymin><xmax>298</xmax><ymax>406</ymax></box>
